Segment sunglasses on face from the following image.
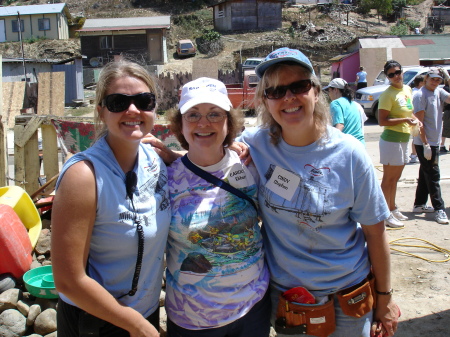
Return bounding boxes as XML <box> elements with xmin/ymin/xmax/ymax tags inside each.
<box><xmin>101</xmin><ymin>92</ymin><xmax>156</xmax><ymax>113</ymax></box>
<box><xmin>183</xmin><ymin>111</ymin><xmax>228</xmax><ymax>123</ymax></box>
<box><xmin>264</xmin><ymin>79</ymin><xmax>313</xmax><ymax>99</ymax></box>
<box><xmin>387</xmin><ymin>70</ymin><xmax>402</xmax><ymax>78</ymax></box>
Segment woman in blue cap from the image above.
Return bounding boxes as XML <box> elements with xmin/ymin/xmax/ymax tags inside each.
<box><xmin>238</xmin><ymin>47</ymin><xmax>400</xmax><ymax>337</ymax></box>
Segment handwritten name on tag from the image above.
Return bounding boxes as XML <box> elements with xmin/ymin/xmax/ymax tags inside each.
<box><xmin>265</xmin><ymin>166</ymin><xmax>300</xmax><ymax>201</ymax></box>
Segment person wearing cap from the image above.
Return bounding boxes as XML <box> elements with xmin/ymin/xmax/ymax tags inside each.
<box><xmin>355</xmin><ymin>66</ymin><xmax>367</xmax><ymax>90</ymax></box>
<box><xmin>377</xmin><ymin>60</ymin><xmax>419</xmax><ymax>229</ymax></box>
<box><xmin>412</xmin><ymin>67</ymin><xmax>450</xmax><ymax>225</ymax></box>
<box><xmin>325</xmin><ymin>78</ymin><xmax>365</xmax><ymax>144</ymax></box>
<box><xmin>239</xmin><ymin>47</ymin><xmax>399</xmax><ymax>337</ymax></box>
<box><xmin>163</xmin><ymin>77</ymin><xmax>270</xmax><ymax>336</ymax></box>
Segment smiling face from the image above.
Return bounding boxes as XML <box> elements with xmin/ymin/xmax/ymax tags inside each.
<box><xmin>98</xmin><ymin>75</ymin><xmax>155</xmax><ymax>148</ymax></box>
<box><xmin>264</xmin><ymin>65</ymin><xmax>318</xmax><ymax>134</ymax></box>
<box><xmin>181</xmin><ymin>103</ymin><xmax>229</xmax><ymax>165</ymax></box>
<box><xmin>386</xmin><ymin>66</ymin><xmax>403</xmax><ymax>88</ymax></box>
<box><xmin>424</xmin><ymin>75</ymin><xmax>442</xmax><ymax>92</ymax></box>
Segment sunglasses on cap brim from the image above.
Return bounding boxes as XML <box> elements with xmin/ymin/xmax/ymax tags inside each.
<box><xmin>101</xmin><ymin>92</ymin><xmax>156</xmax><ymax>113</ymax></box>
<box><xmin>264</xmin><ymin>79</ymin><xmax>313</xmax><ymax>100</ymax></box>
<box><xmin>387</xmin><ymin>70</ymin><xmax>402</xmax><ymax>78</ymax></box>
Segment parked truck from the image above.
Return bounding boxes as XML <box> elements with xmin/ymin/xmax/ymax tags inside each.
<box><xmin>225</xmin><ymin>69</ymin><xmax>259</xmax><ymax>111</ymax></box>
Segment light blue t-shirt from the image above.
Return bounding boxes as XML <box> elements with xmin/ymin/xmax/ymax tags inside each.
<box><xmin>240</xmin><ymin>127</ymin><xmax>389</xmax><ymax>297</ymax></box>
<box><xmin>413</xmin><ymin>86</ymin><xmax>450</xmax><ymax>146</ymax></box>
<box><xmin>330</xmin><ymin>97</ymin><xmax>365</xmax><ymax>144</ymax></box>
<box><xmin>56</xmin><ymin>136</ymin><xmax>171</xmax><ymax>317</ymax></box>
<box><xmin>357</xmin><ymin>71</ymin><xmax>367</xmax><ymax>83</ymax></box>
<box><xmin>165</xmin><ymin>149</ymin><xmax>269</xmax><ymax>329</ymax></box>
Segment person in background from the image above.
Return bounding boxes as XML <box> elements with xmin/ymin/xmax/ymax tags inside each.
<box><xmin>378</xmin><ymin>60</ymin><xmax>419</xmax><ymax>228</ymax></box>
<box><xmin>52</xmin><ymin>60</ymin><xmax>171</xmax><ymax>337</ymax></box>
<box><xmin>164</xmin><ymin>77</ymin><xmax>270</xmax><ymax>337</ymax></box>
<box><xmin>409</xmin><ymin>75</ymin><xmax>425</xmax><ymax>163</ymax></box>
<box><xmin>440</xmin><ymin>77</ymin><xmax>450</xmax><ymax>153</ymax></box>
<box><xmin>239</xmin><ymin>47</ymin><xmax>399</xmax><ymax>337</ymax></box>
<box><xmin>412</xmin><ymin>67</ymin><xmax>450</xmax><ymax>225</ymax></box>
<box><xmin>325</xmin><ymin>77</ymin><xmax>365</xmax><ymax>144</ymax></box>
<box><xmin>356</xmin><ymin>66</ymin><xmax>368</xmax><ymax>90</ymax></box>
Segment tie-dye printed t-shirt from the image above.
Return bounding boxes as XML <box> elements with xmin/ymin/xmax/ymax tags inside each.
<box><xmin>165</xmin><ymin>149</ymin><xmax>269</xmax><ymax>330</ymax></box>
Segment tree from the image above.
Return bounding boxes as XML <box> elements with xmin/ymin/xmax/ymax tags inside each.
<box><xmin>373</xmin><ymin>0</ymin><xmax>393</xmax><ymax>23</ymax></box>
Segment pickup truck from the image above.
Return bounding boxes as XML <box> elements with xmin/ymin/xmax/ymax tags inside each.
<box><xmin>354</xmin><ymin>65</ymin><xmax>450</xmax><ymax>120</ymax></box>
<box><xmin>225</xmin><ymin>69</ymin><xmax>259</xmax><ymax>110</ymax></box>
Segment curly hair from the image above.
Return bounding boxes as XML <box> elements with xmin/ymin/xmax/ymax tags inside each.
<box><xmin>167</xmin><ymin>107</ymin><xmax>244</xmax><ymax>150</ymax></box>
<box><xmin>94</xmin><ymin>59</ymin><xmax>158</xmax><ymax>139</ymax></box>
<box><xmin>253</xmin><ymin>63</ymin><xmax>330</xmax><ymax>145</ymax></box>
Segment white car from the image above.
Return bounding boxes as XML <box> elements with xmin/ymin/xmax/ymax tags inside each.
<box><xmin>355</xmin><ymin>65</ymin><xmax>450</xmax><ymax>120</ymax></box>
<box><xmin>242</xmin><ymin>57</ymin><xmax>264</xmax><ymax>70</ymax></box>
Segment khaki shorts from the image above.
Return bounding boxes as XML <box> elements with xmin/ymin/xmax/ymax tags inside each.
<box><xmin>379</xmin><ymin>138</ymin><xmax>409</xmax><ymax>165</ymax></box>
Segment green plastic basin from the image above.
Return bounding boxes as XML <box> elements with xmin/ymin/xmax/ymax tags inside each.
<box><xmin>23</xmin><ymin>265</ymin><xmax>59</xmax><ymax>299</ymax></box>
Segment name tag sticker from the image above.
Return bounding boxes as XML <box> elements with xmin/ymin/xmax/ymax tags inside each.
<box><xmin>265</xmin><ymin>166</ymin><xmax>300</xmax><ymax>201</ymax></box>
<box><xmin>227</xmin><ymin>163</ymin><xmax>250</xmax><ymax>188</ymax></box>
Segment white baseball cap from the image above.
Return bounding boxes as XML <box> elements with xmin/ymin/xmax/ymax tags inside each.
<box><xmin>179</xmin><ymin>77</ymin><xmax>233</xmax><ymax>114</ymax></box>
<box><xmin>323</xmin><ymin>78</ymin><xmax>347</xmax><ymax>90</ymax></box>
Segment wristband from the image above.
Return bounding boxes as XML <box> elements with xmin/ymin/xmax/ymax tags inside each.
<box><xmin>376</xmin><ymin>288</ymin><xmax>393</xmax><ymax>295</ymax></box>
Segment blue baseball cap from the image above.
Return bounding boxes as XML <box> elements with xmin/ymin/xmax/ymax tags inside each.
<box><xmin>255</xmin><ymin>47</ymin><xmax>315</xmax><ymax>78</ymax></box>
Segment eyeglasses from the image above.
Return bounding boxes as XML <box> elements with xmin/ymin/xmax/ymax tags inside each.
<box><xmin>264</xmin><ymin>79</ymin><xmax>313</xmax><ymax>99</ymax></box>
<box><xmin>102</xmin><ymin>92</ymin><xmax>156</xmax><ymax>113</ymax></box>
<box><xmin>183</xmin><ymin>111</ymin><xmax>228</xmax><ymax>123</ymax></box>
<box><xmin>387</xmin><ymin>70</ymin><xmax>402</xmax><ymax>78</ymax></box>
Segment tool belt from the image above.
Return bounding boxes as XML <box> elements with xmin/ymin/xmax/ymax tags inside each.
<box><xmin>275</xmin><ymin>274</ymin><xmax>376</xmax><ymax>337</ymax></box>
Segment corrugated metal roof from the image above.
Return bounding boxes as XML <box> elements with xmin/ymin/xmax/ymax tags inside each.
<box><xmin>401</xmin><ymin>34</ymin><xmax>450</xmax><ymax>60</ymax></box>
<box><xmin>0</xmin><ymin>3</ymin><xmax>67</xmax><ymax>16</ymax></box>
<box><xmin>359</xmin><ymin>38</ymin><xmax>405</xmax><ymax>49</ymax></box>
<box><xmin>402</xmin><ymin>39</ymin><xmax>434</xmax><ymax>46</ymax></box>
<box><xmin>79</xmin><ymin>16</ymin><xmax>170</xmax><ymax>32</ymax></box>
<box><xmin>329</xmin><ymin>50</ymin><xmax>358</xmax><ymax>62</ymax></box>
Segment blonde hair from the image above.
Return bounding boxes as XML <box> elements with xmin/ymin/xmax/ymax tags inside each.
<box><xmin>94</xmin><ymin>59</ymin><xmax>158</xmax><ymax>139</ymax></box>
<box><xmin>254</xmin><ymin>63</ymin><xmax>330</xmax><ymax>145</ymax></box>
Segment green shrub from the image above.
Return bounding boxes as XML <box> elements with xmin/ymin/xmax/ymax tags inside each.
<box><xmin>197</xmin><ymin>29</ymin><xmax>224</xmax><ymax>56</ymax></box>
<box><xmin>389</xmin><ymin>23</ymin><xmax>408</xmax><ymax>35</ymax></box>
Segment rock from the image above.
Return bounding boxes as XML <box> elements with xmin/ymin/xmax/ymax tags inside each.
<box><xmin>159</xmin><ymin>289</ymin><xmax>165</xmax><ymax>307</ymax></box>
<box><xmin>35</xmin><ymin>298</ymin><xmax>57</xmax><ymax>311</ymax></box>
<box><xmin>27</xmin><ymin>304</ymin><xmax>41</xmax><ymax>326</ymax></box>
<box><xmin>45</xmin><ymin>332</ymin><xmax>57</xmax><ymax>337</ymax></box>
<box><xmin>37</xmin><ymin>255</ymin><xmax>46</xmax><ymax>263</ymax></box>
<box><xmin>42</xmin><ymin>261</ymin><xmax>52</xmax><ymax>266</ymax></box>
<box><xmin>25</xmin><ymin>334</ymin><xmax>42</xmax><ymax>337</ymax></box>
<box><xmin>30</xmin><ymin>261</ymin><xmax>42</xmax><ymax>269</ymax></box>
<box><xmin>35</xmin><ymin>230</ymin><xmax>51</xmax><ymax>255</ymax></box>
<box><xmin>0</xmin><ymin>288</ymin><xmax>22</xmax><ymax>312</ymax></box>
<box><xmin>34</xmin><ymin>308</ymin><xmax>57</xmax><ymax>335</ymax></box>
<box><xmin>0</xmin><ymin>274</ymin><xmax>16</xmax><ymax>293</ymax></box>
<box><xmin>17</xmin><ymin>300</ymin><xmax>30</xmax><ymax>316</ymax></box>
<box><xmin>0</xmin><ymin>309</ymin><xmax>27</xmax><ymax>336</ymax></box>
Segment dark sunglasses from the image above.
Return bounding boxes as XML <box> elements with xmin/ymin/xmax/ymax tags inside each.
<box><xmin>264</xmin><ymin>79</ymin><xmax>313</xmax><ymax>99</ymax></box>
<box><xmin>387</xmin><ymin>70</ymin><xmax>402</xmax><ymax>78</ymax></box>
<box><xmin>102</xmin><ymin>92</ymin><xmax>156</xmax><ymax>113</ymax></box>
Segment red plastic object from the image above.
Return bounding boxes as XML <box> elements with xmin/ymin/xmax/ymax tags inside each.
<box><xmin>283</xmin><ymin>286</ymin><xmax>316</xmax><ymax>304</ymax></box>
<box><xmin>36</xmin><ymin>196</ymin><xmax>54</xmax><ymax>214</ymax></box>
<box><xmin>0</xmin><ymin>204</ymin><xmax>33</xmax><ymax>278</ymax></box>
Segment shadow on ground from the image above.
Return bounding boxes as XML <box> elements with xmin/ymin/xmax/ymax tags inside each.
<box><xmin>396</xmin><ymin>309</ymin><xmax>450</xmax><ymax>336</ymax></box>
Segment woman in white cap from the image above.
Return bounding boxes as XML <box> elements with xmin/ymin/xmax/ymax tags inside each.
<box><xmin>378</xmin><ymin>60</ymin><xmax>420</xmax><ymax>228</ymax></box>
<box><xmin>163</xmin><ymin>77</ymin><xmax>270</xmax><ymax>337</ymax></box>
<box><xmin>238</xmin><ymin>47</ymin><xmax>400</xmax><ymax>337</ymax></box>
<box><xmin>325</xmin><ymin>78</ymin><xmax>365</xmax><ymax>144</ymax></box>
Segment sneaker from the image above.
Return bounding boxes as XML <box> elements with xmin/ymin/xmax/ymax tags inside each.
<box><xmin>392</xmin><ymin>209</ymin><xmax>408</xmax><ymax>221</ymax></box>
<box><xmin>440</xmin><ymin>146</ymin><xmax>448</xmax><ymax>153</ymax></box>
<box><xmin>412</xmin><ymin>205</ymin><xmax>435</xmax><ymax>213</ymax></box>
<box><xmin>409</xmin><ymin>154</ymin><xmax>418</xmax><ymax>163</ymax></box>
<box><xmin>385</xmin><ymin>213</ymin><xmax>405</xmax><ymax>228</ymax></box>
<box><xmin>435</xmin><ymin>210</ymin><xmax>449</xmax><ymax>224</ymax></box>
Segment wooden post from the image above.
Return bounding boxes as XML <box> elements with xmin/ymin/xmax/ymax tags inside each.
<box><xmin>41</xmin><ymin>123</ymin><xmax>59</xmax><ymax>192</ymax></box>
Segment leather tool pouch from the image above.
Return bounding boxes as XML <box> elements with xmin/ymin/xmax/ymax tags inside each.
<box><xmin>336</xmin><ymin>274</ymin><xmax>376</xmax><ymax>318</ymax></box>
<box><xmin>275</xmin><ymin>294</ymin><xmax>336</xmax><ymax>337</ymax></box>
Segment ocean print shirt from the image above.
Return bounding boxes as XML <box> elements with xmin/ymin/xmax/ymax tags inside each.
<box><xmin>165</xmin><ymin>149</ymin><xmax>269</xmax><ymax>329</ymax></box>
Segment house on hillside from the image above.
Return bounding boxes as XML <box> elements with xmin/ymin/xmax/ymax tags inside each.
<box><xmin>0</xmin><ymin>3</ymin><xmax>72</xmax><ymax>43</ymax></box>
<box><xmin>328</xmin><ymin>51</ymin><xmax>359</xmax><ymax>84</ymax></box>
<box><xmin>401</xmin><ymin>34</ymin><xmax>450</xmax><ymax>66</ymax></box>
<box><xmin>78</xmin><ymin>16</ymin><xmax>170</xmax><ymax>68</ymax></box>
<box><xmin>211</xmin><ymin>0</ymin><xmax>285</xmax><ymax>32</ymax></box>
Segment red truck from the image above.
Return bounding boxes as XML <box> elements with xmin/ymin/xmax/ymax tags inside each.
<box><xmin>225</xmin><ymin>69</ymin><xmax>259</xmax><ymax>110</ymax></box>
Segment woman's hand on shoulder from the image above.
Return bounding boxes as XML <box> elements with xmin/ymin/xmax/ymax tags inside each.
<box><xmin>142</xmin><ymin>133</ymin><xmax>184</xmax><ymax>165</ymax></box>
<box><xmin>229</xmin><ymin>141</ymin><xmax>252</xmax><ymax>165</ymax></box>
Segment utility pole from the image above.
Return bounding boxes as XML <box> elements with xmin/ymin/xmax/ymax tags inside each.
<box><xmin>17</xmin><ymin>12</ymin><xmax>26</xmax><ymax>82</ymax></box>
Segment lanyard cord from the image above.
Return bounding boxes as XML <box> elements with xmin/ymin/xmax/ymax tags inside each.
<box><xmin>118</xmin><ymin>171</ymin><xmax>144</xmax><ymax>299</ymax></box>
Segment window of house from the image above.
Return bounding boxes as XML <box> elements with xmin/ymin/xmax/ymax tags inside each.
<box><xmin>217</xmin><ymin>4</ymin><xmax>225</xmax><ymax>18</ymax></box>
<box><xmin>38</xmin><ymin>18</ymin><xmax>50</xmax><ymax>31</ymax></box>
<box><xmin>12</xmin><ymin>20</ymin><xmax>24</xmax><ymax>32</ymax></box>
<box><xmin>100</xmin><ymin>36</ymin><xmax>112</xmax><ymax>49</ymax></box>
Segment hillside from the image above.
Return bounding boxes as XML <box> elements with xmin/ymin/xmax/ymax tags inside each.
<box><xmin>0</xmin><ymin>0</ymin><xmax>439</xmax><ymax>73</ymax></box>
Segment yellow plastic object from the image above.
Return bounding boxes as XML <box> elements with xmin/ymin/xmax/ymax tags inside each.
<box><xmin>0</xmin><ymin>186</ymin><xmax>42</xmax><ymax>248</ymax></box>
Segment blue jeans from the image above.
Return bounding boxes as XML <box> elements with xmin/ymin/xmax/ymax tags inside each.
<box><xmin>166</xmin><ymin>290</ymin><xmax>271</xmax><ymax>337</ymax></box>
<box><xmin>270</xmin><ymin>285</ymin><xmax>373</xmax><ymax>337</ymax></box>
<box><xmin>414</xmin><ymin>145</ymin><xmax>445</xmax><ymax>210</ymax></box>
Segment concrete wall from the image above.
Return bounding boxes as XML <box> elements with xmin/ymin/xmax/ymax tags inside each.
<box><xmin>360</xmin><ymin>48</ymin><xmax>388</xmax><ymax>86</ymax></box>
<box><xmin>392</xmin><ymin>47</ymin><xmax>420</xmax><ymax>68</ymax></box>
